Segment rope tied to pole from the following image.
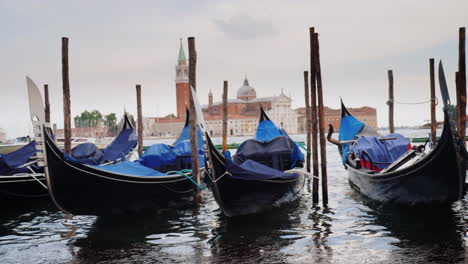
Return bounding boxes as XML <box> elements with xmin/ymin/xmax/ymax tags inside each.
<box><xmin>295</xmin><ymin>141</ymin><xmax>312</xmax><ymax>154</ymax></box>
<box><xmin>166</xmin><ymin>169</ymin><xmax>205</xmax><ymax>190</ymax></box>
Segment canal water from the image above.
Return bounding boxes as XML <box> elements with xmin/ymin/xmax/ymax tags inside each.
<box><xmin>0</xmin><ymin>129</ymin><xmax>466</xmax><ymax>263</ymax></box>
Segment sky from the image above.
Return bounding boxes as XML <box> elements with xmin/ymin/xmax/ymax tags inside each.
<box><xmin>0</xmin><ymin>0</ymin><xmax>467</xmax><ymax>138</ymax></box>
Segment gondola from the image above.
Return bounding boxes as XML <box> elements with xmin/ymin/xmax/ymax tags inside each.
<box><xmin>0</xmin><ymin>140</ymin><xmax>47</xmax><ymax>198</ymax></box>
<box><xmin>0</xmin><ymin>81</ymin><xmax>138</xmax><ymax>199</ymax></box>
<box><xmin>332</xmin><ymin>61</ymin><xmax>466</xmax><ymax>205</ymax></box>
<box><xmin>27</xmin><ymin>78</ymin><xmax>205</xmax><ymax>215</ymax></box>
<box><xmin>204</xmin><ymin>107</ymin><xmax>309</xmax><ymax>217</ymax></box>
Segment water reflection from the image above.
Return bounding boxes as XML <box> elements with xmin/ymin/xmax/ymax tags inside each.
<box><xmin>209</xmin><ymin>199</ymin><xmax>302</xmax><ymax>264</ymax></box>
<box><xmin>350</xmin><ymin>194</ymin><xmax>467</xmax><ymax>263</ymax></box>
<box><xmin>0</xmin><ymin>139</ymin><xmax>466</xmax><ymax>263</ymax></box>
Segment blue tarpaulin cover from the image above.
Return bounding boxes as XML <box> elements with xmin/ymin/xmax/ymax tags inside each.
<box><xmin>102</xmin><ymin>128</ymin><xmax>137</xmax><ymax>162</ymax></box>
<box><xmin>0</xmin><ymin>141</ymin><xmax>41</xmax><ymax>175</ymax></box>
<box><xmin>234</xmin><ymin>136</ymin><xmax>303</xmax><ymax>170</ymax></box>
<box><xmin>71</xmin><ymin>143</ymin><xmax>104</xmax><ymax>165</ymax></box>
<box><xmin>69</xmin><ymin>126</ymin><xmax>136</xmax><ymax>165</ymax></box>
<box><xmin>350</xmin><ymin>133</ymin><xmax>410</xmax><ymax>170</ymax></box>
<box><xmin>226</xmin><ymin>159</ymin><xmax>299</xmax><ymax>180</ymax></box>
<box><xmin>245</xmin><ymin>118</ymin><xmax>304</xmax><ymax>169</ymax></box>
<box><xmin>255</xmin><ymin>120</ymin><xmax>283</xmax><ymax>142</ymax></box>
<box><xmin>138</xmin><ymin>125</ymin><xmax>205</xmax><ymax>169</ymax></box>
<box><xmin>139</xmin><ymin>143</ymin><xmax>177</xmax><ymax>169</ymax></box>
<box><xmin>339</xmin><ymin>115</ymin><xmax>365</xmax><ymax>164</ymax></box>
<box><xmin>91</xmin><ymin>161</ymin><xmax>166</xmax><ymax>176</ymax></box>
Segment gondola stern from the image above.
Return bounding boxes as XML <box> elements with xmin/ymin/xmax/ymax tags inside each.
<box><xmin>259</xmin><ymin>106</ymin><xmax>270</xmax><ymax>122</ymax></box>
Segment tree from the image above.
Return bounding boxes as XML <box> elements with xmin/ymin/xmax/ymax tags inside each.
<box><xmin>74</xmin><ymin>110</ymin><xmax>103</xmax><ymax>128</ymax></box>
<box><xmin>104</xmin><ymin>113</ymin><xmax>118</xmax><ymax>136</ymax></box>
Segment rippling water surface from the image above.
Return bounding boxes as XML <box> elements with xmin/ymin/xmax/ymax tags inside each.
<box><xmin>0</xmin><ymin>130</ymin><xmax>466</xmax><ymax>263</ymax></box>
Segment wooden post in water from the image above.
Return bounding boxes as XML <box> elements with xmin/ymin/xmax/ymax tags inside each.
<box><xmin>44</xmin><ymin>84</ymin><xmax>51</xmax><ymax>123</ymax></box>
<box><xmin>188</xmin><ymin>36</ymin><xmax>200</xmax><ymax>194</ymax></box>
<box><xmin>136</xmin><ymin>84</ymin><xmax>143</xmax><ymax>156</ymax></box>
<box><xmin>314</xmin><ymin>32</ymin><xmax>328</xmax><ymax>205</ymax></box>
<box><xmin>309</xmin><ymin>27</ymin><xmax>319</xmax><ymax>204</ymax></box>
<box><xmin>61</xmin><ymin>37</ymin><xmax>72</xmax><ymax>155</ymax></box>
<box><xmin>304</xmin><ymin>71</ymin><xmax>311</xmax><ymax>173</ymax></box>
<box><xmin>457</xmin><ymin>27</ymin><xmax>466</xmax><ymax>145</ymax></box>
<box><xmin>222</xmin><ymin>81</ymin><xmax>228</xmax><ymax>153</ymax></box>
<box><xmin>387</xmin><ymin>70</ymin><xmax>395</xmax><ymax>134</ymax></box>
<box><xmin>429</xmin><ymin>58</ymin><xmax>436</xmax><ymax>145</ymax></box>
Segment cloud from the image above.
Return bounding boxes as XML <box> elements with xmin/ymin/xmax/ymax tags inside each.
<box><xmin>213</xmin><ymin>14</ymin><xmax>277</xmax><ymax>39</ymax></box>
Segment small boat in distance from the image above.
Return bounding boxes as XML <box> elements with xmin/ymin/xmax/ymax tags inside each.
<box><xmin>330</xmin><ymin>61</ymin><xmax>466</xmax><ymax>205</ymax></box>
<box><xmin>204</xmin><ymin>107</ymin><xmax>308</xmax><ymax>217</ymax></box>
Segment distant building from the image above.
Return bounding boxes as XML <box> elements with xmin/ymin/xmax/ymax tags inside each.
<box><xmin>201</xmin><ymin>78</ymin><xmax>298</xmax><ymax>136</ymax></box>
<box><xmin>0</xmin><ymin>128</ymin><xmax>6</xmax><ymax>143</ymax></box>
<box><xmin>142</xmin><ymin>40</ymin><xmax>378</xmax><ymax>138</ymax></box>
<box><xmin>143</xmin><ymin>42</ymin><xmax>298</xmax><ymax>137</ymax></box>
<box><xmin>295</xmin><ymin>106</ymin><xmax>377</xmax><ymax>134</ymax></box>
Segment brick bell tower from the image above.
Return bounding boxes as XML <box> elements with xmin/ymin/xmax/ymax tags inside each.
<box><xmin>175</xmin><ymin>39</ymin><xmax>190</xmax><ymax>120</ymax></box>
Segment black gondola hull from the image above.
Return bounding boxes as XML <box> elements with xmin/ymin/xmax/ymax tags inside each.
<box><xmin>44</xmin><ymin>132</ymin><xmax>199</xmax><ymax>215</ymax></box>
<box><xmin>208</xmin><ymin>170</ymin><xmax>307</xmax><ymax>217</ymax></box>
<box><xmin>205</xmin><ymin>131</ymin><xmax>308</xmax><ymax>217</ymax></box>
<box><xmin>346</xmin><ymin>112</ymin><xmax>466</xmax><ymax>205</ymax></box>
<box><xmin>0</xmin><ymin>176</ymin><xmax>47</xmax><ymax>198</ymax></box>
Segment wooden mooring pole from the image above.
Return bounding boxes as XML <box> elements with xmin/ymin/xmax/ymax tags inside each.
<box><xmin>304</xmin><ymin>71</ymin><xmax>311</xmax><ymax>173</ymax></box>
<box><xmin>222</xmin><ymin>81</ymin><xmax>228</xmax><ymax>153</ymax></box>
<box><xmin>309</xmin><ymin>27</ymin><xmax>319</xmax><ymax>204</ymax></box>
<box><xmin>44</xmin><ymin>84</ymin><xmax>51</xmax><ymax>123</ymax></box>
<box><xmin>429</xmin><ymin>58</ymin><xmax>436</xmax><ymax>145</ymax></box>
<box><xmin>314</xmin><ymin>32</ymin><xmax>328</xmax><ymax>206</ymax></box>
<box><xmin>61</xmin><ymin>37</ymin><xmax>72</xmax><ymax>155</ymax></box>
<box><xmin>188</xmin><ymin>36</ymin><xmax>201</xmax><ymax>196</ymax></box>
<box><xmin>457</xmin><ymin>27</ymin><xmax>466</xmax><ymax>145</ymax></box>
<box><xmin>136</xmin><ymin>84</ymin><xmax>143</xmax><ymax>156</ymax></box>
<box><xmin>387</xmin><ymin>70</ymin><xmax>395</xmax><ymax>134</ymax></box>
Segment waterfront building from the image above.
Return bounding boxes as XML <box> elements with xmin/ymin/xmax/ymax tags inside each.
<box><xmin>295</xmin><ymin>106</ymin><xmax>377</xmax><ymax>134</ymax></box>
<box><xmin>142</xmin><ymin>41</ymin><xmax>377</xmax><ymax>138</ymax></box>
<box><xmin>0</xmin><ymin>128</ymin><xmax>6</xmax><ymax>143</ymax></box>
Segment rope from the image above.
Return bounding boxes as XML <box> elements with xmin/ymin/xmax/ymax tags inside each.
<box><xmin>294</xmin><ymin>141</ymin><xmax>312</xmax><ymax>154</ymax></box>
<box><xmin>387</xmin><ymin>97</ymin><xmax>438</xmax><ymax>105</ymax></box>
<box><xmin>166</xmin><ymin>169</ymin><xmax>205</xmax><ymax>190</ymax></box>
<box><xmin>210</xmin><ymin>171</ymin><xmax>231</xmax><ymax>183</ymax></box>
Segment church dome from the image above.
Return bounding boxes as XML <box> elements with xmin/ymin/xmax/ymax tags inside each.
<box><xmin>237</xmin><ymin>78</ymin><xmax>256</xmax><ymax>99</ymax></box>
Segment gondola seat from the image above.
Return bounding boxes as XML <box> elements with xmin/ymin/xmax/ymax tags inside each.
<box><xmin>349</xmin><ymin>133</ymin><xmax>411</xmax><ymax>171</ymax></box>
<box><xmin>71</xmin><ymin>143</ymin><xmax>104</xmax><ymax>165</ymax></box>
<box><xmin>233</xmin><ymin>136</ymin><xmax>301</xmax><ymax>171</ymax></box>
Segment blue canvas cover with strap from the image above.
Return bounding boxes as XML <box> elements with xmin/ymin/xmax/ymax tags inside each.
<box><xmin>0</xmin><ymin>141</ymin><xmax>41</xmax><ymax>175</ymax></box>
<box><xmin>339</xmin><ymin>115</ymin><xmax>365</xmax><ymax>164</ymax></box>
<box><xmin>350</xmin><ymin>133</ymin><xmax>409</xmax><ymax>170</ymax></box>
